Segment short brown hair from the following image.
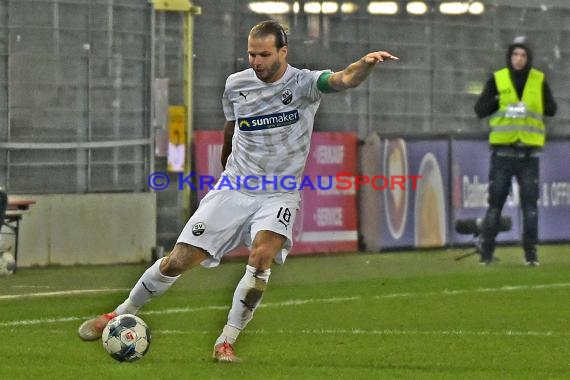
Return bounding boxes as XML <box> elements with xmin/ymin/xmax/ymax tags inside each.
<box><xmin>249</xmin><ymin>20</ymin><xmax>288</xmax><ymax>49</ymax></box>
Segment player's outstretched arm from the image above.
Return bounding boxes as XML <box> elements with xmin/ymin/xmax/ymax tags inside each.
<box><xmin>328</xmin><ymin>51</ymin><xmax>398</xmax><ymax>91</ymax></box>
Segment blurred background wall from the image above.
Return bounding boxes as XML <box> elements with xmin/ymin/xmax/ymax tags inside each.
<box><xmin>0</xmin><ymin>0</ymin><xmax>568</xmax><ymax>252</ymax></box>
<box><xmin>192</xmin><ymin>0</ymin><xmax>569</xmax><ymax>138</ymax></box>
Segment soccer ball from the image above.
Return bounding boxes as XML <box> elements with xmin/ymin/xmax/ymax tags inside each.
<box><xmin>0</xmin><ymin>251</ymin><xmax>16</xmax><ymax>276</ymax></box>
<box><xmin>101</xmin><ymin>314</ymin><xmax>151</xmax><ymax>362</ymax></box>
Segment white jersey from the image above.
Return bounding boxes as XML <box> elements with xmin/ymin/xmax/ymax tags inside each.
<box><xmin>222</xmin><ymin>65</ymin><xmax>328</xmax><ymax>193</ymax></box>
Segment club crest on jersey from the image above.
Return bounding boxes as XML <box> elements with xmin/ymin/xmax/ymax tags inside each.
<box><xmin>238</xmin><ymin>110</ymin><xmax>299</xmax><ymax>131</ymax></box>
<box><xmin>281</xmin><ymin>88</ymin><xmax>293</xmax><ymax>105</ymax></box>
<box><xmin>192</xmin><ymin>222</ymin><xmax>205</xmax><ymax>236</ymax></box>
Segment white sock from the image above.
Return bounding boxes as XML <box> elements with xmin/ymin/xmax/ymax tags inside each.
<box><xmin>216</xmin><ymin>325</ymin><xmax>241</xmax><ymax>346</ymax></box>
<box><xmin>115</xmin><ymin>298</ymin><xmax>139</xmax><ymax>315</ymax></box>
<box><xmin>115</xmin><ymin>258</ymin><xmax>179</xmax><ymax>315</ymax></box>
<box><xmin>215</xmin><ymin>265</ymin><xmax>271</xmax><ymax>345</ymax></box>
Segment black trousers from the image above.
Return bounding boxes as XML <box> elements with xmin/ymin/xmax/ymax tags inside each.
<box><xmin>480</xmin><ymin>148</ymin><xmax>539</xmax><ymax>261</ymax></box>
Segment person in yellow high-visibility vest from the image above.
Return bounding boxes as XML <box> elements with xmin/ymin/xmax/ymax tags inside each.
<box><xmin>474</xmin><ymin>37</ymin><xmax>557</xmax><ymax>266</ymax></box>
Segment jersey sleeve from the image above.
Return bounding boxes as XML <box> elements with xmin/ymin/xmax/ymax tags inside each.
<box><xmin>222</xmin><ymin>76</ymin><xmax>235</xmax><ymax>121</ymax></box>
<box><xmin>302</xmin><ymin>69</ymin><xmax>333</xmax><ymax>101</ymax></box>
<box><xmin>316</xmin><ymin>71</ymin><xmax>337</xmax><ymax>93</ymax></box>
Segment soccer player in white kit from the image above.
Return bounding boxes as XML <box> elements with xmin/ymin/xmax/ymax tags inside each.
<box><xmin>78</xmin><ymin>20</ymin><xmax>398</xmax><ymax>363</ymax></box>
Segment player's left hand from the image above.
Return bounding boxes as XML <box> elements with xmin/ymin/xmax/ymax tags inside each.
<box><xmin>362</xmin><ymin>51</ymin><xmax>399</xmax><ymax>63</ymax></box>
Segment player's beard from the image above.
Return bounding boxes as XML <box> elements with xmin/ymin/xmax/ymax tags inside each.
<box><xmin>254</xmin><ymin>60</ymin><xmax>282</xmax><ymax>83</ymax></box>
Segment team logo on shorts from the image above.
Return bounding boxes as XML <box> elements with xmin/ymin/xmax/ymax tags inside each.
<box><xmin>281</xmin><ymin>88</ymin><xmax>292</xmax><ymax>105</ymax></box>
<box><xmin>192</xmin><ymin>222</ymin><xmax>205</xmax><ymax>236</ymax></box>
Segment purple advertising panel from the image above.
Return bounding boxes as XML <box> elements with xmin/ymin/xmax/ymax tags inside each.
<box><xmin>538</xmin><ymin>141</ymin><xmax>570</xmax><ymax>241</ymax></box>
<box><xmin>450</xmin><ymin>140</ymin><xmax>521</xmax><ymax>244</ymax></box>
<box><xmin>193</xmin><ymin>131</ymin><xmax>358</xmax><ymax>256</ymax></box>
<box><xmin>378</xmin><ymin>138</ymin><xmax>449</xmax><ymax>249</ymax></box>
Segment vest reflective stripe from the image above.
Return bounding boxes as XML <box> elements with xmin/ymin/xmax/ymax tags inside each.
<box><xmin>491</xmin><ymin>109</ymin><xmax>543</xmax><ymax>121</ymax></box>
<box><xmin>489</xmin><ymin>68</ymin><xmax>545</xmax><ymax>147</ymax></box>
<box><xmin>490</xmin><ymin>125</ymin><xmax>544</xmax><ymax>134</ymax></box>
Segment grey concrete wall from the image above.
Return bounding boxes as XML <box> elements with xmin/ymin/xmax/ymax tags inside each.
<box><xmin>11</xmin><ymin>193</ymin><xmax>156</xmax><ymax>267</ymax></box>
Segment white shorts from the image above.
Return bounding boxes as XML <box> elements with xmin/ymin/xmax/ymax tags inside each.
<box><xmin>177</xmin><ymin>189</ymin><xmax>300</xmax><ymax>268</ymax></box>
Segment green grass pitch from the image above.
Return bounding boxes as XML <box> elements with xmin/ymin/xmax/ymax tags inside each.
<box><xmin>1</xmin><ymin>244</ymin><xmax>570</xmax><ymax>379</ymax></box>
